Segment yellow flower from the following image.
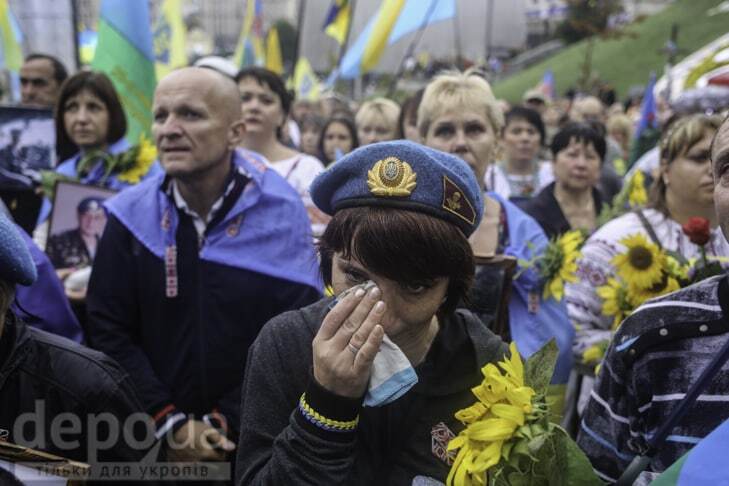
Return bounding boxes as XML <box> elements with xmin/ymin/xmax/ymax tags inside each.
<box><xmin>447</xmin><ymin>342</ymin><xmax>537</xmax><ymax>486</ymax></box>
<box><xmin>117</xmin><ymin>136</ymin><xmax>157</xmax><ymax>184</ymax></box>
<box><xmin>455</xmin><ymin>402</ymin><xmax>488</xmax><ymax>424</ymax></box>
<box><xmin>542</xmin><ymin>230</ymin><xmax>584</xmax><ymax>302</ymax></box>
<box><xmin>597</xmin><ymin>278</ymin><xmax>634</xmax><ymax>329</ymax></box>
<box><xmin>612</xmin><ymin>234</ymin><xmax>665</xmax><ymax>290</ymax></box>
<box><xmin>628</xmin><ymin>170</ymin><xmax>647</xmax><ymax>207</ymax></box>
<box><xmin>630</xmin><ymin>275</ymin><xmax>681</xmax><ymax>307</ymax></box>
<box><xmin>666</xmin><ymin>255</ymin><xmax>689</xmax><ymax>281</ymax></box>
<box><xmin>582</xmin><ymin>344</ymin><xmax>605</xmax><ymax>364</ymax></box>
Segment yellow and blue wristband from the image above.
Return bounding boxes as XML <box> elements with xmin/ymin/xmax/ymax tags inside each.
<box><xmin>298</xmin><ymin>394</ymin><xmax>359</xmax><ymax>433</ymax></box>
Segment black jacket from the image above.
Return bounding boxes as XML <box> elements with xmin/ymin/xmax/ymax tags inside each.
<box><xmin>520</xmin><ymin>182</ymin><xmax>605</xmax><ymax>239</ymax></box>
<box><xmin>236</xmin><ymin>298</ymin><xmax>509</xmax><ymax>485</ymax></box>
<box><xmin>86</xmin><ymin>211</ymin><xmax>321</xmax><ymax>437</ymax></box>
<box><xmin>0</xmin><ymin>313</ymin><xmax>151</xmax><ymax>466</ymax></box>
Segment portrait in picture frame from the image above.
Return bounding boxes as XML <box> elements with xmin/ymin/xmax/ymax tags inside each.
<box><xmin>47</xmin><ymin>180</ymin><xmax>117</xmax><ymax>271</ymax></box>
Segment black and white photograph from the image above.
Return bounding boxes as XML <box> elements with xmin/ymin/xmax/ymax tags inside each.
<box><xmin>0</xmin><ymin>105</ymin><xmax>55</xmax><ymax>189</ymax></box>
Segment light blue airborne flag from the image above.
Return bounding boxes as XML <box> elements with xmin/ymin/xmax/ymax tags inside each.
<box><xmin>92</xmin><ymin>0</ymin><xmax>156</xmax><ymax>144</ymax></box>
<box><xmin>652</xmin><ymin>417</ymin><xmax>729</xmax><ymax>485</ymax></box>
<box><xmin>328</xmin><ymin>0</ymin><xmax>455</xmax><ymax>83</ymax></box>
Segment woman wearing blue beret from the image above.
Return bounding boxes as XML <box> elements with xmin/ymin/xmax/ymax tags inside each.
<box><xmin>236</xmin><ymin>140</ymin><xmax>509</xmax><ymax>485</ymax></box>
<box><xmin>417</xmin><ymin>70</ymin><xmax>574</xmax><ymax>404</ymax></box>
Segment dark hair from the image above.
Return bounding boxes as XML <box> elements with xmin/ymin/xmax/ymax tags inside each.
<box><xmin>398</xmin><ymin>88</ymin><xmax>424</xmax><ymax>138</ymax></box>
<box><xmin>318</xmin><ymin>116</ymin><xmax>359</xmax><ymax>165</ymax></box>
<box><xmin>236</xmin><ymin>67</ymin><xmax>292</xmax><ymax>116</ymax></box>
<box><xmin>55</xmin><ymin>71</ymin><xmax>127</xmax><ymax>162</ymax></box>
<box><xmin>550</xmin><ymin>122</ymin><xmax>606</xmax><ymax>162</ymax></box>
<box><xmin>236</xmin><ymin>67</ymin><xmax>293</xmax><ymax>140</ymax></box>
<box><xmin>318</xmin><ymin>207</ymin><xmax>474</xmax><ymax>316</ymax></box>
<box><xmin>25</xmin><ymin>53</ymin><xmax>68</xmax><ymax>85</ymax></box>
<box><xmin>503</xmin><ymin>106</ymin><xmax>546</xmax><ymax>144</ymax></box>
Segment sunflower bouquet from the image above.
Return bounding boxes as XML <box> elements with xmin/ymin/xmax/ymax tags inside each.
<box><xmin>447</xmin><ymin>341</ymin><xmax>601</xmax><ymax>486</ymax></box>
<box><xmin>517</xmin><ymin>230</ymin><xmax>585</xmax><ymax>302</ymax></box>
<box><xmin>583</xmin><ymin>222</ymin><xmax>724</xmax><ymax>366</ymax></box>
<box><xmin>41</xmin><ymin>136</ymin><xmax>157</xmax><ymax>199</ymax></box>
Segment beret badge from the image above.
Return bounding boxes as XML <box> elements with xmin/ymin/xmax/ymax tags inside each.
<box><xmin>367</xmin><ymin>157</ymin><xmax>417</xmax><ymax>197</ymax></box>
<box><xmin>442</xmin><ymin>175</ymin><xmax>476</xmax><ymax>225</ymax></box>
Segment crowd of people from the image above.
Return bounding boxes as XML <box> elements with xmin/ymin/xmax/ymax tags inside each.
<box><xmin>0</xmin><ymin>50</ymin><xmax>728</xmax><ymax>485</ymax></box>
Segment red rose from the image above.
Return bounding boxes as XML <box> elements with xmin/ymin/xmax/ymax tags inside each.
<box><xmin>682</xmin><ymin>217</ymin><xmax>711</xmax><ymax>246</ymax></box>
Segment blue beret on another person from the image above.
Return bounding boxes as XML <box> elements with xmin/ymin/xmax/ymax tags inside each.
<box><xmin>310</xmin><ymin>140</ymin><xmax>484</xmax><ymax>236</ymax></box>
<box><xmin>77</xmin><ymin>197</ymin><xmax>105</xmax><ymax>214</ymax></box>
<box><xmin>0</xmin><ymin>213</ymin><xmax>37</xmax><ymax>286</ymax></box>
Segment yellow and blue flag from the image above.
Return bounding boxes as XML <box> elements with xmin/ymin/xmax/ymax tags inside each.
<box><xmin>154</xmin><ymin>0</ymin><xmax>187</xmax><ymax>79</ymax></box>
<box><xmin>292</xmin><ymin>57</ymin><xmax>320</xmax><ymax>102</ymax></box>
<box><xmin>0</xmin><ymin>0</ymin><xmax>23</xmax><ymax>73</ymax></box>
<box><xmin>332</xmin><ymin>0</ymin><xmax>455</xmax><ymax>81</ymax></box>
<box><xmin>234</xmin><ymin>0</ymin><xmax>265</xmax><ymax>68</ymax></box>
<box><xmin>323</xmin><ymin>0</ymin><xmax>351</xmax><ymax>45</ymax></box>
<box><xmin>266</xmin><ymin>26</ymin><xmax>283</xmax><ymax>75</ymax></box>
<box><xmin>92</xmin><ymin>0</ymin><xmax>156</xmax><ymax>144</ymax></box>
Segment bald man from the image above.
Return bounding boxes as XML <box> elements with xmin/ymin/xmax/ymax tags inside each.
<box><xmin>86</xmin><ymin>68</ymin><xmax>321</xmax><ymax>464</ymax></box>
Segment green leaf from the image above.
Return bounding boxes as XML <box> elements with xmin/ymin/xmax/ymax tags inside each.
<box><xmin>551</xmin><ymin>426</ymin><xmax>604</xmax><ymax>486</ymax></box>
<box><xmin>524</xmin><ymin>339</ymin><xmax>558</xmax><ymax>395</ymax></box>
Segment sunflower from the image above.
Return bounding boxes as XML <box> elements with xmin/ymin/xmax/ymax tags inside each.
<box><xmin>612</xmin><ymin>234</ymin><xmax>665</xmax><ymax>290</ymax></box>
<box><xmin>582</xmin><ymin>342</ymin><xmax>607</xmax><ymax>364</ymax></box>
<box><xmin>629</xmin><ymin>274</ymin><xmax>681</xmax><ymax>307</ymax></box>
<box><xmin>447</xmin><ymin>343</ymin><xmax>537</xmax><ymax>486</ymax></box>
<box><xmin>628</xmin><ymin>170</ymin><xmax>648</xmax><ymax>207</ymax></box>
<box><xmin>117</xmin><ymin>136</ymin><xmax>158</xmax><ymax>184</ymax></box>
<box><xmin>541</xmin><ymin>230</ymin><xmax>584</xmax><ymax>301</ymax></box>
<box><xmin>597</xmin><ymin>278</ymin><xmax>635</xmax><ymax>329</ymax></box>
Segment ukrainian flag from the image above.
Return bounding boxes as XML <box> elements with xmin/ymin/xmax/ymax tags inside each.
<box><xmin>323</xmin><ymin>0</ymin><xmax>351</xmax><ymax>45</ymax></box>
<box><xmin>334</xmin><ymin>0</ymin><xmax>455</xmax><ymax>80</ymax></box>
<box><xmin>154</xmin><ymin>0</ymin><xmax>187</xmax><ymax>79</ymax></box>
<box><xmin>0</xmin><ymin>0</ymin><xmax>22</xmax><ymax>72</ymax></box>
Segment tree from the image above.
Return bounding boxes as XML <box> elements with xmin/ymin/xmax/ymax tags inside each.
<box><xmin>556</xmin><ymin>0</ymin><xmax>624</xmax><ymax>44</ymax></box>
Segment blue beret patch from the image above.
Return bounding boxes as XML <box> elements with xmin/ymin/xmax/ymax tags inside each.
<box><xmin>442</xmin><ymin>175</ymin><xmax>476</xmax><ymax>226</ymax></box>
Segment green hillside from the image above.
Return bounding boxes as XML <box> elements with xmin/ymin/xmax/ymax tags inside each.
<box><xmin>493</xmin><ymin>0</ymin><xmax>729</xmax><ymax>102</ymax></box>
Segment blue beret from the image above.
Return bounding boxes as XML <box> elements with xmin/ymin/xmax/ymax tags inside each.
<box><xmin>311</xmin><ymin>140</ymin><xmax>484</xmax><ymax>236</ymax></box>
<box><xmin>77</xmin><ymin>197</ymin><xmax>105</xmax><ymax>213</ymax></box>
<box><xmin>0</xmin><ymin>213</ymin><xmax>36</xmax><ymax>286</ymax></box>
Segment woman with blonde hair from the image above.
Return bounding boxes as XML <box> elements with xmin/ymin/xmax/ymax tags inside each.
<box><xmin>566</xmin><ymin>113</ymin><xmax>729</xmax><ymax>359</ymax></box>
<box><xmin>355</xmin><ymin>97</ymin><xmax>401</xmax><ymax>146</ymax></box>
<box><xmin>417</xmin><ymin>69</ymin><xmax>574</xmax><ymax>388</ymax></box>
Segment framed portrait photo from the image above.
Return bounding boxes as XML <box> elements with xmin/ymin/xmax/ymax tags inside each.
<box><xmin>0</xmin><ymin>105</ymin><xmax>55</xmax><ymax>190</ymax></box>
<box><xmin>46</xmin><ymin>181</ymin><xmax>117</xmax><ymax>271</ymax></box>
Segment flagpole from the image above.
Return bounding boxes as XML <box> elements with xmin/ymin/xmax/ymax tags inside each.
<box><xmin>452</xmin><ymin>0</ymin><xmax>463</xmax><ymax>70</ymax></box>
<box><xmin>70</xmin><ymin>0</ymin><xmax>81</xmax><ymax>70</ymax></box>
<box><xmin>292</xmin><ymin>0</ymin><xmax>307</xmax><ymax>77</ymax></box>
<box><xmin>386</xmin><ymin>0</ymin><xmax>439</xmax><ymax>97</ymax></box>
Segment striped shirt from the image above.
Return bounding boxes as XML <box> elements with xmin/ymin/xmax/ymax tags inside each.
<box><xmin>577</xmin><ymin>275</ymin><xmax>729</xmax><ymax>484</ymax></box>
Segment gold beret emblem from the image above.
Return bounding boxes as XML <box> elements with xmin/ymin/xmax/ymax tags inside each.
<box><xmin>367</xmin><ymin>157</ymin><xmax>417</xmax><ymax>197</ymax></box>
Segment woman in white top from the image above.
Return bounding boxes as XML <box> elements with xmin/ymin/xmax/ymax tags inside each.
<box><xmin>485</xmin><ymin>106</ymin><xmax>553</xmax><ymax>202</ymax></box>
<box><xmin>236</xmin><ymin>67</ymin><xmax>327</xmax><ymax>233</ymax></box>
<box><xmin>566</xmin><ymin>113</ymin><xmax>729</xmax><ymax>356</ymax></box>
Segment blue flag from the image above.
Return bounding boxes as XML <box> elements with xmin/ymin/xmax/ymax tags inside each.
<box><xmin>635</xmin><ymin>72</ymin><xmax>657</xmax><ymax>140</ymax></box>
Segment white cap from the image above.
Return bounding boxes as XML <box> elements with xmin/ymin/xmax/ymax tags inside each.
<box><xmin>193</xmin><ymin>56</ymin><xmax>238</xmax><ymax>79</ymax></box>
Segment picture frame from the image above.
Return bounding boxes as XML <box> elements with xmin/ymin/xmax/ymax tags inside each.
<box><xmin>46</xmin><ymin>180</ymin><xmax>117</xmax><ymax>271</ymax></box>
<box><xmin>0</xmin><ymin>105</ymin><xmax>55</xmax><ymax>190</ymax></box>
